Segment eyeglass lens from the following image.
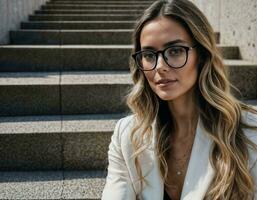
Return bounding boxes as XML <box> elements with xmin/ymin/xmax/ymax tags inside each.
<box><xmin>136</xmin><ymin>46</ymin><xmax>188</xmax><ymax>70</ymax></box>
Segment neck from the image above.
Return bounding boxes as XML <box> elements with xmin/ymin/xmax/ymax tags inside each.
<box><xmin>167</xmin><ymin>91</ymin><xmax>199</xmax><ymax>139</ymax></box>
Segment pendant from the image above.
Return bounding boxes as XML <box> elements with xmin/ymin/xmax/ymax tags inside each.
<box><xmin>177</xmin><ymin>171</ymin><xmax>182</xmax><ymax>175</ymax></box>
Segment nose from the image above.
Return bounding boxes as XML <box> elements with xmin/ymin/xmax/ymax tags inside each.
<box><xmin>155</xmin><ymin>52</ymin><xmax>170</xmax><ymax>72</ymax></box>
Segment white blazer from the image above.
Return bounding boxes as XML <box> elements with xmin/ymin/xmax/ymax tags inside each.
<box><xmin>102</xmin><ymin>112</ymin><xmax>257</xmax><ymax>200</ymax></box>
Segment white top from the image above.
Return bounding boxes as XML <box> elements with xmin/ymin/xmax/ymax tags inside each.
<box><xmin>102</xmin><ymin>112</ymin><xmax>257</xmax><ymax>200</ymax></box>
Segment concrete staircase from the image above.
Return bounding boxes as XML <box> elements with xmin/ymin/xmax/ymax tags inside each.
<box><xmin>0</xmin><ymin>0</ymin><xmax>256</xmax><ymax>199</ymax></box>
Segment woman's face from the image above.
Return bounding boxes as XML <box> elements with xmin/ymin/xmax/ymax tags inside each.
<box><xmin>140</xmin><ymin>16</ymin><xmax>198</xmax><ymax>102</ymax></box>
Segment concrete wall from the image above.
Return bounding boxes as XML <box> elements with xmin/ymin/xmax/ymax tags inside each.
<box><xmin>191</xmin><ymin>0</ymin><xmax>221</xmax><ymax>33</ymax></box>
<box><xmin>0</xmin><ymin>0</ymin><xmax>48</xmax><ymax>44</ymax></box>
<box><xmin>191</xmin><ymin>0</ymin><xmax>257</xmax><ymax>63</ymax></box>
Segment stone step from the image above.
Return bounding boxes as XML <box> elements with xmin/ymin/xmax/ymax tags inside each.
<box><xmin>42</xmin><ymin>4</ymin><xmax>149</xmax><ymax>10</ymax></box>
<box><xmin>48</xmin><ymin>0</ymin><xmax>149</xmax><ymax>2</ymax></box>
<box><xmin>1</xmin><ymin>98</ymin><xmax>257</xmax><ymax>171</ymax></box>
<box><xmin>29</xmin><ymin>14</ymin><xmax>140</xmax><ymax>21</ymax></box>
<box><xmin>51</xmin><ymin>0</ymin><xmax>150</xmax><ymax>1</ymax></box>
<box><xmin>0</xmin><ymin>72</ymin><xmax>61</xmax><ymax>116</ymax></box>
<box><xmin>225</xmin><ymin>60</ymin><xmax>257</xmax><ymax>100</ymax></box>
<box><xmin>0</xmin><ymin>45</ymin><xmax>131</xmax><ymax>71</ymax></box>
<box><xmin>0</xmin><ymin>71</ymin><xmax>131</xmax><ymax>116</ymax></box>
<box><xmin>51</xmin><ymin>0</ymin><xmax>151</xmax><ymax>1</ymax></box>
<box><xmin>0</xmin><ymin>170</ymin><xmax>105</xmax><ymax>199</ymax></box>
<box><xmin>35</xmin><ymin>9</ymin><xmax>143</xmax><ymax>14</ymax></box>
<box><xmin>21</xmin><ymin>20</ymin><xmax>135</xmax><ymax>29</ymax></box>
<box><xmin>0</xmin><ymin>64</ymin><xmax>256</xmax><ymax>116</ymax></box>
<box><xmin>10</xmin><ymin>30</ymin><xmax>220</xmax><ymax>45</ymax></box>
<box><xmin>10</xmin><ymin>29</ymin><xmax>134</xmax><ymax>45</ymax></box>
<box><xmin>47</xmin><ymin>0</ymin><xmax>152</xmax><ymax>4</ymax></box>
<box><xmin>0</xmin><ymin>113</ymin><xmax>122</xmax><ymax>169</ymax></box>
<box><xmin>0</xmin><ymin>45</ymin><xmax>239</xmax><ymax>72</ymax></box>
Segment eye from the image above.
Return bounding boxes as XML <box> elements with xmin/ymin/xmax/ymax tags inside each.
<box><xmin>166</xmin><ymin>47</ymin><xmax>185</xmax><ymax>57</ymax></box>
<box><xmin>142</xmin><ymin>52</ymin><xmax>155</xmax><ymax>62</ymax></box>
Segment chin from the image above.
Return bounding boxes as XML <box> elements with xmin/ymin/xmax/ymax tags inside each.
<box><xmin>156</xmin><ymin>92</ymin><xmax>178</xmax><ymax>101</ymax></box>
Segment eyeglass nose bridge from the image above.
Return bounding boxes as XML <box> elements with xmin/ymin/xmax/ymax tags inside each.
<box><xmin>154</xmin><ymin>49</ymin><xmax>169</xmax><ymax>67</ymax></box>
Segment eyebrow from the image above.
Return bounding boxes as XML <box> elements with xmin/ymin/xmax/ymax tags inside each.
<box><xmin>141</xmin><ymin>39</ymin><xmax>188</xmax><ymax>50</ymax></box>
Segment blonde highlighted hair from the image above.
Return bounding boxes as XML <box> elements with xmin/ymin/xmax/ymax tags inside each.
<box><xmin>127</xmin><ymin>0</ymin><xmax>257</xmax><ymax>199</ymax></box>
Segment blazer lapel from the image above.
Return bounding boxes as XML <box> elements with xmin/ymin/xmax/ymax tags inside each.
<box><xmin>147</xmin><ymin>113</ymin><xmax>257</xmax><ymax>200</ymax></box>
<box><xmin>180</xmin><ymin>118</ymin><xmax>215</xmax><ymax>200</ymax></box>
<box><xmin>141</xmin><ymin>117</ymin><xmax>215</xmax><ymax>200</ymax></box>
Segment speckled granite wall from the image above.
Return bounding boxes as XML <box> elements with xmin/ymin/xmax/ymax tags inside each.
<box><xmin>190</xmin><ymin>0</ymin><xmax>221</xmax><ymax>32</ymax></box>
<box><xmin>0</xmin><ymin>0</ymin><xmax>48</xmax><ymax>44</ymax></box>
<box><xmin>191</xmin><ymin>0</ymin><xmax>257</xmax><ymax>63</ymax></box>
<box><xmin>220</xmin><ymin>0</ymin><xmax>257</xmax><ymax>63</ymax></box>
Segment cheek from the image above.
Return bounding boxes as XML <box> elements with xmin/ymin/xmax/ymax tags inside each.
<box><xmin>182</xmin><ymin>55</ymin><xmax>198</xmax><ymax>82</ymax></box>
<box><xmin>143</xmin><ymin>71</ymin><xmax>157</xmax><ymax>91</ymax></box>
<box><xmin>183</xmin><ymin>66</ymin><xmax>198</xmax><ymax>89</ymax></box>
<box><xmin>144</xmin><ymin>71</ymin><xmax>155</xmax><ymax>83</ymax></box>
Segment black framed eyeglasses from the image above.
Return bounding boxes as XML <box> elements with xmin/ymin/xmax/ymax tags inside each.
<box><xmin>132</xmin><ymin>45</ymin><xmax>197</xmax><ymax>71</ymax></box>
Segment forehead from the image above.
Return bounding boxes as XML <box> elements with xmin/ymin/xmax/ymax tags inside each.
<box><xmin>140</xmin><ymin>16</ymin><xmax>193</xmax><ymax>48</ymax></box>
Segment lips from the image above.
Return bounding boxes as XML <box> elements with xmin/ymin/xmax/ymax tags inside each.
<box><xmin>156</xmin><ymin>79</ymin><xmax>177</xmax><ymax>85</ymax></box>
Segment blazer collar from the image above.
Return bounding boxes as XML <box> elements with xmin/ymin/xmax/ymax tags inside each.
<box><xmin>180</xmin><ymin>118</ymin><xmax>215</xmax><ymax>199</ymax></box>
<box><xmin>148</xmin><ymin>114</ymin><xmax>256</xmax><ymax>200</ymax></box>
<box><xmin>151</xmin><ymin>117</ymin><xmax>215</xmax><ymax>200</ymax></box>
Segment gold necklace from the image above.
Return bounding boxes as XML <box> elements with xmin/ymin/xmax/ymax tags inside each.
<box><xmin>168</xmin><ymin>132</ymin><xmax>195</xmax><ymax>176</ymax></box>
<box><xmin>171</xmin><ymin>144</ymin><xmax>193</xmax><ymax>176</ymax></box>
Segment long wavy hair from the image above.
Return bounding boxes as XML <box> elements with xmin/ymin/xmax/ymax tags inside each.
<box><xmin>126</xmin><ymin>0</ymin><xmax>257</xmax><ymax>199</ymax></box>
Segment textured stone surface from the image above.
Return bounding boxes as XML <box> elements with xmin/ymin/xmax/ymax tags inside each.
<box><xmin>10</xmin><ymin>30</ymin><xmax>61</xmax><ymax>45</ymax></box>
<box><xmin>21</xmin><ymin>21</ymin><xmax>136</xmax><ymax>30</ymax></box>
<box><xmin>0</xmin><ymin>1</ymin><xmax>8</xmax><ymax>44</ymax></box>
<box><xmin>61</xmin><ymin>45</ymin><xmax>131</xmax><ymax>71</ymax></box>
<box><xmin>190</xmin><ymin>0</ymin><xmax>220</xmax><ymax>32</ymax></box>
<box><xmin>0</xmin><ymin>0</ymin><xmax>48</xmax><ymax>44</ymax></box>
<box><xmin>0</xmin><ymin>72</ymin><xmax>60</xmax><ymax>116</ymax></box>
<box><xmin>61</xmin><ymin>71</ymin><xmax>132</xmax><ymax>85</ymax></box>
<box><xmin>0</xmin><ymin>114</ymin><xmax>123</xmax><ymax>170</ymax></box>
<box><xmin>63</xmin><ymin>170</ymin><xmax>106</xmax><ymax>199</ymax></box>
<box><xmin>0</xmin><ymin>170</ymin><xmax>105</xmax><ymax>199</ymax></box>
<box><xmin>63</xmin><ymin>132</ymin><xmax>112</xmax><ymax>170</ymax></box>
<box><xmin>0</xmin><ymin>171</ymin><xmax>63</xmax><ymax>199</ymax></box>
<box><xmin>218</xmin><ymin>45</ymin><xmax>240</xmax><ymax>59</ymax></box>
<box><xmin>0</xmin><ymin>71</ymin><xmax>133</xmax><ymax>116</ymax></box>
<box><xmin>60</xmin><ymin>71</ymin><xmax>132</xmax><ymax>114</ymax></box>
<box><xmin>192</xmin><ymin>0</ymin><xmax>257</xmax><ymax>63</ymax></box>
<box><xmin>9</xmin><ymin>30</ymin><xmax>221</xmax><ymax>45</ymax></box>
<box><xmin>61</xmin><ymin>84</ymin><xmax>131</xmax><ymax>114</ymax></box>
<box><xmin>0</xmin><ymin>133</ymin><xmax>62</xmax><ymax>170</ymax></box>
<box><xmin>0</xmin><ymin>46</ymin><xmax>62</xmax><ymax>71</ymax></box>
<box><xmin>227</xmin><ymin>62</ymin><xmax>257</xmax><ymax>99</ymax></box>
<box><xmin>62</xmin><ymin>114</ymin><xmax>121</xmax><ymax>170</ymax></box>
<box><xmin>61</xmin><ymin>114</ymin><xmax>121</xmax><ymax>133</ymax></box>
<box><xmin>0</xmin><ymin>115</ymin><xmax>61</xmax><ymax>134</ymax></box>
<box><xmin>42</xmin><ymin>4</ymin><xmax>149</xmax><ymax>10</ymax></box>
<box><xmin>0</xmin><ymin>45</ymin><xmax>240</xmax><ymax>72</ymax></box>
<box><xmin>0</xmin><ymin>116</ymin><xmax>62</xmax><ymax>170</ymax></box>
<box><xmin>220</xmin><ymin>0</ymin><xmax>257</xmax><ymax>63</ymax></box>
<box><xmin>29</xmin><ymin>14</ymin><xmax>140</xmax><ymax>21</ymax></box>
<box><xmin>48</xmin><ymin>1</ymin><xmax>151</xmax><ymax>4</ymax></box>
<box><xmin>35</xmin><ymin>9</ymin><xmax>143</xmax><ymax>14</ymax></box>
<box><xmin>61</xmin><ymin>29</ymin><xmax>133</xmax><ymax>45</ymax></box>
<box><xmin>11</xmin><ymin>29</ymin><xmax>134</xmax><ymax>45</ymax></box>
<box><xmin>0</xmin><ymin>72</ymin><xmax>60</xmax><ymax>85</ymax></box>
<box><xmin>0</xmin><ymin>66</ymin><xmax>255</xmax><ymax>116</ymax></box>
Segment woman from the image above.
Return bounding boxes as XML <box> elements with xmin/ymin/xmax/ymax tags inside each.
<box><xmin>102</xmin><ymin>0</ymin><xmax>257</xmax><ymax>199</ymax></box>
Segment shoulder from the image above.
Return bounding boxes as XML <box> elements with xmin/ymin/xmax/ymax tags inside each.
<box><xmin>241</xmin><ymin>110</ymin><xmax>257</xmax><ymax>143</ymax></box>
<box><xmin>116</xmin><ymin>115</ymin><xmax>135</xmax><ymax>132</ymax></box>
<box><xmin>241</xmin><ymin>110</ymin><xmax>257</xmax><ymax>169</ymax></box>
<box><xmin>112</xmin><ymin>114</ymin><xmax>136</xmax><ymax>146</ymax></box>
